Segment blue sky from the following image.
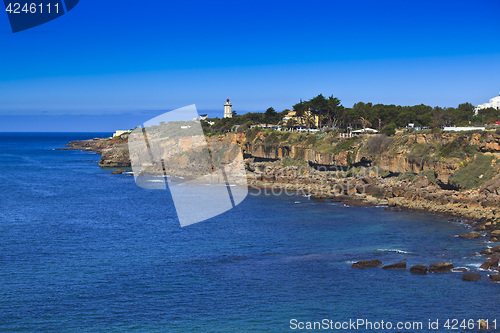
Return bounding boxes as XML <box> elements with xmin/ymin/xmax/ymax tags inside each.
<box><xmin>1</xmin><ymin>0</ymin><xmax>500</xmax><ymax>131</ymax></box>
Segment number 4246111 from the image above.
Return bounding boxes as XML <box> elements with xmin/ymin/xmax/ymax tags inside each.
<box><xmin>5</xmin><ymin>3</ymin><xmax>59</xmax><ymax>14</ymax></box>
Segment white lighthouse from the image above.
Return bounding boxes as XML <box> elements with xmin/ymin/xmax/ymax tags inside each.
<box><xmin>223</xmin><ymin>98</ymin><xmax>233</xmax><ymax>118</ymax></box>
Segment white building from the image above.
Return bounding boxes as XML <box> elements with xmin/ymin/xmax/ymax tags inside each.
<box><xmin>223</xmin><ymin>98</ymin><xmax>233</xmax><ymax>118</ymax></box>
<box><xmin>113</xmin><ymin>130</ymin><xmax>130</xmax><ymax>137</ymax></box>
<box><xmin>475</xmin><ymin>92</ymin><xmax>500</xmax><ymax>115</ymax></box>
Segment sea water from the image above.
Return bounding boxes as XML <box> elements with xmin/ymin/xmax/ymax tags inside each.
<box><xmin>0</xmin><ymin>133</ymin><xmax>499</xmax><ymax>332</ymax></box>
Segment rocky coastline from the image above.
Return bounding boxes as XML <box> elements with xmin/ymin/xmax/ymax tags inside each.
<box><xmin>63</xmin><ymin>129</ymin><xmax>500</xmax><ymax>284</ymax></box>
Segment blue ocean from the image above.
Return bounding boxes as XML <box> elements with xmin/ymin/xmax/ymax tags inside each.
<box><xmin>0</xmin><ymin>133</ymin><xmax>499</xmax><ymax>332</ymax></box>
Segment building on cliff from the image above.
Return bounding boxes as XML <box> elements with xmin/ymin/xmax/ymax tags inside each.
<box><xmin>113</xmin><ymin>130</ymin><xmax>130</xmax><ymax>138</ymax></box>
<box><xmin>223</xmin><ymin>99</ymin><xmax>233</xmax><ymax>118</ymax></box>
<box><xmin>282</xmin><ymin>109</ymin><xmax>319</xmax><ymax>128</ymax></box>
<box><xmin>475</xmin><ymin>92</ymin><xmax>500</xmax><ymax>115</ymax></box>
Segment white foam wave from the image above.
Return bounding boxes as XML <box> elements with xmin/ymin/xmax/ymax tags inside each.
<box><xmin>376</xmin><ymin>248</ymin><xmax>411</xmax><ymax>254</ymax></box>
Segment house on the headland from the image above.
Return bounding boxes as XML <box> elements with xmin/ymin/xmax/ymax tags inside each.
<box><xmin>351</xmin><ymin>128</ymin><xmax>379</xmax><ymax>135</ymax></box>
<box><xmin>113</xmin><ymin>130</ymin><xmax>130</xmax><ymax>138</ymax></box>
<box><xmin>443</xmin><ymin>126</ymin><xmax>485</xmax><ymax>132</ymax></box>
<box><xmin>282</xmin><ymin>109</ymin><xmax>319</xmax><ymax>128</ymax></box>
<box><xmin>475</xmin><ymin>92</ymin><xmax>500</xmax><ymax>115</ymax></box>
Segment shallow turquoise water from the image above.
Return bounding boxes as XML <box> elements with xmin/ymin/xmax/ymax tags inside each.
<box><xmin>0</xmin><ymin>133</ymin><xmax>498</xmax><ymax>332</ymax></box>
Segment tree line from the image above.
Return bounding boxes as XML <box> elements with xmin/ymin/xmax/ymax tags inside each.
<box><xmin>204</xmin><ymin>94</ymin><xmax>500</xmax><ymax>135</ymax></box>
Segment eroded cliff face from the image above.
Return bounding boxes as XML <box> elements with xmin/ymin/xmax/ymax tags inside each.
<box><xmin>67</xmin><ymin>130</ymin><xmax>500</xmax><ymax>187</ymax></box>
<box><xmin>227</xmin><ymin>131</ymin><xmax>500</xmax><ymax>184</ymax></box>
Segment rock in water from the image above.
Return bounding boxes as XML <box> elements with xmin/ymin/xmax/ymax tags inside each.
<box><xmin>480</xmin><ymin>249</ymin><xmax>493</xmax><ymax>255</ymax></box>
<box><xmin>480</xmin><ymin>256</ymin><xmax>499</xmax><ymax>270</ymax></box>
<box><xmin>351</xmin><ymin>260</ymin><xmax>382</xmax><ymax>269</ymax></box>
<box><xmin>491</xmin><ymin>230</ymin><xmax>500</xmax><ymax>238</ymax></box>
<box><xmin>462</xmin><ymin>273</ymin><xmax>481</xmax><ymax>281</ymax></box>
<box><xmin>489</xmin><ymin>274</ymin><xmax>500</xmax><ymax>282</ymax></box>
<box><xmin>458</xmin><ymin>232</ymin><xmax>482</xmax><ymax>239</ymax></box>
<box><xmin>429</xmin><ymin>262</ymin><xmax>454</xmax><ymax>273</ymax></box>
<box><xmin>410</xmin><ymin>265</ymin><xmax>428</xmax><ymax>275</ymax></box>
<box><xmin>382</xmin><ymin>262</ymin><xmax>407</xmax><ymax>270</ymax></box>
<box><xmin>452</xmin><ymin>267</ymin><xmax>468</xmax><ymax>272</ymax></box>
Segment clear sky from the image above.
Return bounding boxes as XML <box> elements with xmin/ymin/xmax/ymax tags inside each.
<box><xmin>1</xmin><ymin>0</ymin><xmax>500</xmax><ymax>131</ymax></box>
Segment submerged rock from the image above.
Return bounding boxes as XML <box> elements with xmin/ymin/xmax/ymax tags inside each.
<box><xmin>480</xmin><ymin>249</ymin><xmax>494</xmax><ymax>255</ymax></box>
<box><xmin>489</xmin><ymin>274</ymin><xmax>500</xmax><ymax>282</ymax></box>
<box><xmin>452</xmin><ymin>267</ymin><xmax>468</xmax><ymax>272</ymax></box>
<box><xmin>462</xmin><ymin>273</ymin><xmax>481</xmax><ymax>281</ymax></box>
<box><xmin>458</xmin><ymin>231</ymin><xmax>482</xmax><ymax>239</ymax></box>
<box><xmin>410</xmin><ymin>265</ymin><xmax>428</xmax><ymax>275</ymax></box>
<box><xmin>351</xmin><ymin>260</ymin><xmax>382</xmax><ymax>269</ymax></box>
<box><xmin>382</xmin><ymin>262</ymin><xmax>407</xmax><ymax>270</ymax></box>
<box><xmin>429</xmin><ymin>262</ymin><xmax>454</xmax><ymax>273</ymax></box>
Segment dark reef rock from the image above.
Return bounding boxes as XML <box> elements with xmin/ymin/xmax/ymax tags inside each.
<box><xmin>410</xmin><ymin>265</ymin><xmax>428</xmax><ymax>275</ymax></box>
<box><xmin>429</xmin><ymin>262</ymin><xmax>454</xmax><ymax>273</ymax></box>
<box><xmin>489</xmin><ymin>274</ymin><xmax>500</xmax><ymax>282</ymax></box>
<box><xmin>382</xmin><ymin>262</ymin><xmax>407</xmax><ymax>270</ymax></box>
<box><xmin>351</xmin><ymin>260</ymin><xmax>382</xmax><ymax>269</ymax></box>
<box><xmin>462</xmin><ymin>273</ymin><xmax>481</xmax><ymax>281</ymax></box>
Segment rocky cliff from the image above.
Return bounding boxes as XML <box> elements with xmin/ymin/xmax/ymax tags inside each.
<box><xmin>65</xmin><ymin>129</ymin><xmax>500</xmax><ymax>226</ymax></box>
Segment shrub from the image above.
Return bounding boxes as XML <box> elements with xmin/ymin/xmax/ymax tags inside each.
<box><xmin>280</xmin><ymin>132</ymin><xmax>291</xmax><ymax>141</ymax></box>
<box><xmin>263</xmin><ymin>131</ymin><xmax>280</xmax><ymax>145</ymax></box>
<box><xmin>407</xmin><ymin>143</ymin><xmax>437</xmax><ymax>165</ymax></box>
<box><xmin>245</xmin><ymin>127</ymin><xmax>260</xmax><ymax>142</ymax></box>
<box><xmin>439</xmin><ymin>137</ymin><xmax>477</xmax><ymax>159</ymax></box>
<box><xmin>237</xmin><ymin>121</ymin><xmax>253</xmax><ymax>133</ymax></box>
<box><xmin>448</xmin><ymin>154</ymin><xmax>495</xmax><ymax>189</ymax></box>
<box><xmin>332</xmin><ymin>137</ymin><xmax>361</xmax><ymax>154</ymax></box>
<box><xmin>397</xmin><ymin>172</ymin><xmax>416</xmax><ymax>182</ymax></box>
<box><xmin>418</xmin><ymin>169</ymin><xmax>437</xmax><ymax>184</ymax></box>
<box><xmin>304</xmin><ymin>134</ymin><xmax>317</xmax><ymax>146</ymax></box>
<box><xmin>382</xmin><ymin>123</ymin><xmax>397</xmax><ymax>136</ymax></box>
<box><xmin>364</xmin><ymin>134</ymin><xmax>393</xmax><ymax>156</ymax></box>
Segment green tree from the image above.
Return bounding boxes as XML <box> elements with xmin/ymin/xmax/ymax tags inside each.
<box><xmin>264</xmin><ymin>107</ymin><xmax>278</xmax><ymax>125</ymax></box>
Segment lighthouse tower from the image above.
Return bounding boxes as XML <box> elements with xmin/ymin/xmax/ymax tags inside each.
<box><xmin>223</xmin><ymin>98</ymin><xmax>233</xmax><ymax>118</ymax></box>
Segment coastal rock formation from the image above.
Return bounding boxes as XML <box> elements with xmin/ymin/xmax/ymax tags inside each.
<box><xmin>99</xmin><ymin>145</ymin><xmax>130</xmax><ymax>168</ymax></box>
<box><xmin>65</xmin><ymin>130</ymin><xmax>500</xmax><ymax>229</ymax></box>
<box><xmin>351</xmin><ymin>260</ymin><xmax>382</xmax><ymax>269</ymax></box>
<box><xmin>409</xmin><ymin>265</ymin><xmax>428</xmax><ymax>275</ymax></box>
<box><xmin>462</xmin><ymin>273</ymin><xmax>481</xmax><ymax>281</ymax></box>
<box><xmin>429</xmin><ymin>262</ymin><xmax>454</xmax><ymax>273</ymax></box>
<box><xmin>489</xmin><ymin>274</ymin><xmax>500</xmax><ymax>282</ymax></box>
<box><xmin>382</xmin><ymin>262</ymin><xmax>406</xmax><ymax>270</ymax></box>
<box><xmin>480</xmin><ymin>255</ymin><xmax>499</xmax><ymax>271</ymax></box>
